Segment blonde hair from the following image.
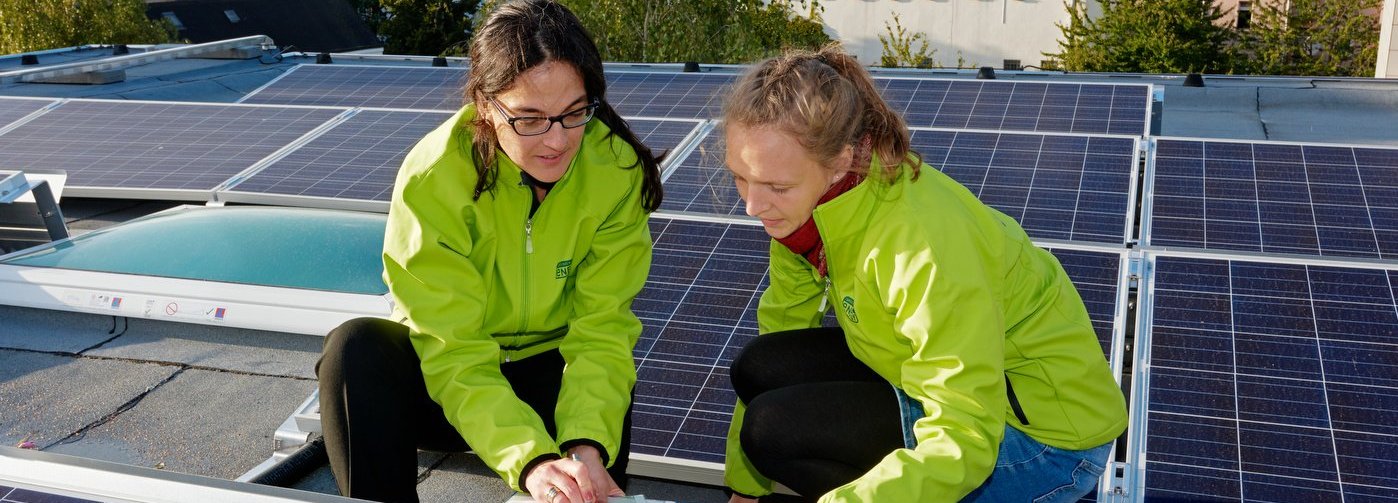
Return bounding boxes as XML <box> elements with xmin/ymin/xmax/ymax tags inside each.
<box><xmin>722</xmin><ymin>43</ymin><xmax>920</xmax><ymax>181</ymax></box>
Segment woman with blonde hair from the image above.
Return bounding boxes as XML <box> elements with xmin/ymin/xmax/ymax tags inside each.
<box><xmin>721</xmin><ymin>45</ymin><xmax>1127</xmax><ymax>502</ymax></box>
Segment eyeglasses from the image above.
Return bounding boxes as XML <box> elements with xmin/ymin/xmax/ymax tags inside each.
<box><xmin>488</xmin><ymin>97</ymin><xmax>599</xmax><ymax>136</ymax></box>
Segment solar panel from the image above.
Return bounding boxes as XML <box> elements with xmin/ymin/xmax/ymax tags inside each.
<box><xmin>876</xmin><ymin>79</ymin><xmax>1151</xmax><ymax>136</ymax></box>
<box><xmin>242</xmin><ymin>65</ymin><xmax>735</xmax><ymax>120</ymax></box>
<box><xmin>605</xmin><ymin>72</ymin><xmax>734</xmax><ymax>120</ymax></box>
<box><xmin>242</xmin><ymin>65</ymin><xmax>465</xmax><ymax>110</ymax></box>
<box><xmin>0</xmin><ymin>98</ymin><xmax>53</xmax><ymax>130</ymax></box>
<box><xmin>660</xmin><ymin>128</ymin><xmax>1139</xmax><ymax>245</ymax></box>
<box><xmin>632</xmin><ymin>215</ymin><xmax>1126</xmax><ymax>468</ymax></box>
<box><xmin>218</xmin><ymin>113</ymin><xmax>700</xmax><ymax>211</ymax></box>
<box><xmin>218</xmin><ymin>110</ymin><xmax>450</xmax><ymax>208</ymax></box>
<box><xmin>1145</xmin><ymin>138</ymin><xmax>1398</xmax><ymax>260</ymax></box>
<box><xmin>0</xmin><ymin>100</ymin><xmax>343</xmax><ymax>199</ymax></box>
<box><xmin>1136</xmin><ymin>254</ymin><xmax>1398</xmax><ymax>502</ymax></box>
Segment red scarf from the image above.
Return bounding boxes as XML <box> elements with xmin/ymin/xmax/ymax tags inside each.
<box><xmin>775</xmin><ymin>173</ymin><xmax>863</xmax><ymax>277</ymax></box>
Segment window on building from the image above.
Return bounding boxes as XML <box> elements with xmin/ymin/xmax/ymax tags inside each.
<box><xmin>1237</xmin><ymin>1</ymin><xmax>1251</xmax><ymax>30</ymax></box>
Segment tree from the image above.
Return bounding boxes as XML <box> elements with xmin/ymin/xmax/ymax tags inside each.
<box><xmin>0</xmin><ymin>0</ymin><xmax>176</xmax><ymax>55</ymax></box>
<box><xmin>1050</xmin><ymin>0</ymin><xmax>1236</xmax><ymax>74</ymax></box>
<box><xmin>1237</xmin><ymin>0</ymin><xmax>1382</xmax><ymax>77</ymax></box>
<box><xmin>347</xmin><ymin>0</ymin><xmax>477</xmax><ymax>56</ymax></box>
<box><xmin>476</xmin><ymin>0</ymin><xmax>831</xmax><ymax>64</ymax></box>
<box><xmin>878</xmin><ymin>12</ymin><xmax>937</xmax><ymax>68</ymax></box>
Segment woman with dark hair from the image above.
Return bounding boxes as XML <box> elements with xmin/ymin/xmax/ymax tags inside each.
<box><xmin>315</xmin><ymin>1</ymin><xmax>663</xmax><ymax>502</ymax></box>
<box><xmin>719</xmin><ymin>44</ymin><xmax>1127</xmax><ymax>502</ymax></box>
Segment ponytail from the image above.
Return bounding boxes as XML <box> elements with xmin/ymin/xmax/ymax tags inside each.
<box><xmin>722</xmin><ymin>43</ymin><xmax>920</xmax><ymax>181</ymax></box>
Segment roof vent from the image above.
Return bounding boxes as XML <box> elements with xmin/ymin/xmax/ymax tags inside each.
<box><xmin>20</xmin><ymin>55</ymin><xmax>38</xmax><ymax>66</ymax></box>
<box><xmin>683</xmin><ymin>61</ymin><xmax>700</xmax><ymax>72</ymax></box>
<box><xmin>431</xmin><ymin>56</ymin><xmax>447</xmax><ymax>67</ymax></box>
<box><xmin>316</xmin><ymin>53</ymin><xmax>333</xmax><ymax>64</ymax></box>
<box><xmin>976</xmin><ymin>66</ymin><xmax>996</xmax><ymax>79</ymax></box>
<box><xmin>113</xmin><ymin>44</ymin><xmax>129</xmax><ymax>56</ymax></box>
<box><xmin>1183</xmin><ymin>73</ymin><xmax>1205</xmax><ymax>87</ymax></box>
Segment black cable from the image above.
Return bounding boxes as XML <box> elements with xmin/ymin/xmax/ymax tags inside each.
<box><xmin>248</xmin><ymin>436</ymin><xmax>328</xmax><ymax>487</ymax></box>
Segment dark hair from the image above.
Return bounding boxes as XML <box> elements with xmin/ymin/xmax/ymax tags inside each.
<box><xmin>722</xmin><ymin>43</ymin><xmax>920</xmax><ymax>181</ymax></box>
<box><xmin>463</xmin><ymin>0</ymin><xmax>664</xmax><ymax>211</ymax></box>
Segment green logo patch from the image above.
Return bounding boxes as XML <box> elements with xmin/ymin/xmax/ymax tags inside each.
<box><xmin>841</xmin><ymin>295</ymin><xmax>859</xmax><ymax>323</ymax></box>
<box><xmin>554</xmin><ymin>259</ymin><xmax>572</xmax><ymax>279</ymax></box>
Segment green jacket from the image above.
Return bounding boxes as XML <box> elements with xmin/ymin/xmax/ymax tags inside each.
<box><xmin>725</xmin><ymin>161</ymin><xmax>1127</xmax><ymax>502</ymax></box>
<box><xmin>384</xmin><ymin>105</ymin><xmax>651</xmax><ymax>491</ymax></box>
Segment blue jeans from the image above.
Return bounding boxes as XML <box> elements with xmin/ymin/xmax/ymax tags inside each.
<box><xmin>896</xmin><ymin>387</ymin><xmax>1113</xmax><ymax>502</ymax></box>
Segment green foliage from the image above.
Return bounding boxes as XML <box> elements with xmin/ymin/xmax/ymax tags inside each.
<box><xmin>1236</xmin><ymin>0</ymin><xmax>1382</xmax><ymax>77</ymax></box>
<box><xmin>1050</xmin><ymin>0</ymin><xmax>1235</xmax><ymax>74</ymax></box>
<box><xmin>0</xmin><ymin>0</ymin><xmax>176</xmax><ymax>54</ymax></box>
<box><xmin>878</xmin><ymin>13</ymin><xmax>937</xmax><ymax>68</ymax></box>
<box><xmin>473</xmin><ymin>0</ymin><xmax>830</xmax><ymax>64</ymax></box>
<box><xmin>347</xmin><ymin>0</ymin><xmax>477</xmax><ymax>56</ymax></box>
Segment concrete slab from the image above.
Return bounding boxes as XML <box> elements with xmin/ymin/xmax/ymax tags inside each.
<box><xmin>0</xmin><ymin>306</ymin><xmax>118</xmax><ymax>353</ymax></box>
<box><xmin>0</xmin><ymin>350</ymin><xmax>176</xmax><ymax>448</ymax></box>
<box><xmin>415</xmin><ymin>452</ymin><xmax>514</xmax><ymax>503</ymax></box>
<box><xmin>46</xmin><ymin>368</ymin><xmax>315</xmax><ymax>480</ymax></box>
<box><xmin>1260</xmin><ymin>87</ymin><xmax>1398</xmax><ymax>146</ymax></box>
<box><xmin>89</xmin><ymin>318</ymin><xmax>322</xmax><ymax>379</ymax></box>
<box><xmin>1159</xmin><ymin>87</ymin><xmax>1267</xmax><ymax>140</ymax></box>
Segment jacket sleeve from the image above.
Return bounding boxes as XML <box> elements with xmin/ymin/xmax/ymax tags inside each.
<box><xmin>384</xmin><ymin>161</ymin><xmax>558</xmax><ymax>492</ymax></box>
<box><xmin>820</xmin><ymin>242</ymin><xmax>1006</xmax><ymax>502</ymax></box>
<box><xmin>555</xmin><ymin>170</ymin><xmax>650</xmax><ymax>467</ymax></box>
<box><xmin>724</xmin><ymin>240</ymin><xmax>826</xmax><ymax>497</ymax></box>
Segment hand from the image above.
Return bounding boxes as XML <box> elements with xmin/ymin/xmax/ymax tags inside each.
<box><xmin>568</xmin><ymin>445</ymin><xmax>625</xmax><ymax>501</ymax></box>
<box><xmin>729</xmin><ymin>495</ymin><xmax>759</xmax><ymax>503</ymax></box>
<box><xmin>524</xmin><ymin>456</ymin><xmax>594</xmax><ymax>503</ymax></box>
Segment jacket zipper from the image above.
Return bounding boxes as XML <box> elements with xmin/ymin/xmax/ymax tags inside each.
<box><xmin>819</xmin><ymin>276</ymin><xmax>830</xmax><ymax>313</ymax></box>
<box><xmin>525</xmin><ymin>217</ymin><xmax>534</xmax><ymax>254</ymax></box>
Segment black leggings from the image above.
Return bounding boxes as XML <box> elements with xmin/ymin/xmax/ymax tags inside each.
<box><xmin>315</xmin><ymin>317</ymin><xmax>630</xmax><ymax>502</ymax></box>
<box><xmin>730</xmin><ymin>327</ymin><xmax>905</xmax><ymax>499</ymax></box>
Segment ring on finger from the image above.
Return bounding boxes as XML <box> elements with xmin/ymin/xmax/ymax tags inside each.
<box><xmin>545</xmin><ymin>486</ymin><xmax>559</xmax><ymax>503</ymax></box>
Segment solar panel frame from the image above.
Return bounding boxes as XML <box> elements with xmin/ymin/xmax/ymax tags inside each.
<box><xmin>216</xmin><ymin>110</ymin><xmax>705</xmax><ymax>213</ymax></box>
<box><xmin>0</xmin><ymin>99</ymin><xmax>349</xmax><ymax>201</ymax></box>
<box><xmin>1127</xmin><ymin>249</ymin><xmax>1398</xmax><ymax>503</ymax></box>
<box><xmin>874</xmin><ymin>77</ymin><xmax>1153</xmax><ymax>136</ymax></box>
<box><xmin>1141</xmin><ymin>136</ymin><xmax>1398</xmax><ymax>261</ymax></box>
<box><xmin>659</xmin><ymin>126</ymin><xmax>1141</xmax><ymax>246</ymax></box>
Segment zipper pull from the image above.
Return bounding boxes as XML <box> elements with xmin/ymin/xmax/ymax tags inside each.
<box><xmin>525</xmin><ymin>217</ymin><xmax>534</xmax><ymax>254</ymax></box>
<box><xmin>818</xmin><ymin>277</ymin><xmax>830</xmax><ymax>313</ymax></box>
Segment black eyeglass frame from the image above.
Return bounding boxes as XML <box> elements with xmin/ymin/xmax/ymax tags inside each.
<box><xmin>488</xmin><ymin>97</ymin><xmax>600</xmax><ymax>136</ymax></box>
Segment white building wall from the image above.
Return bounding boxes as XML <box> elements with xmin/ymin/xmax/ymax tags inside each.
<box><xmin>818</xmin><ymin>0</ymin><xmax>1086</xmax><ymax>69</ymax></box>
<box><xmin>1380</xmin><ymin>0</ymin><xmax>1397</xmax><ymax>77</ymax></box>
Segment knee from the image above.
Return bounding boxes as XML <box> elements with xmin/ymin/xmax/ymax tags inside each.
<box><xmin>319</xmin><ymin>317</ymin><xmax>410</xmax><ymax>378</ymax></box>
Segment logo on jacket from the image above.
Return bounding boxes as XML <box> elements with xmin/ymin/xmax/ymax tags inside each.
<box><xmin>841</xmin><ymin>295</ymin><xmax>859</xmax><ymax>323</ymax></box>
<box><xmin>555</xmin><ymin>259</ymin><xmax>572</xmax><ymax>279</ymax></box>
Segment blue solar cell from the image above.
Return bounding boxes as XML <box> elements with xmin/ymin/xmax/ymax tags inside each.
<box><xmin>1148</xmin><ymin>138</ymin><xmax>1398</xmax><ymax>260</ymax></box>
<box><xmin>878</xmin><ymin>79</ymin><xmax>1149</xmax><ymax>135</ymax></box>
<box><xmin>243</xmin><ymin>65</ymin><xmax>465</xmax><ymax>110</ymax></box>
<box><xmin>605</xmin><ymin>72</ymin><xmax>734</xmax><ymax>119</ymax></box>
<box><xmin>223</xmin><ymin>110</ymin><xmax>449</xmax><ymax>203</ymax></box>
<box><xmin>1143</xmin><ymin>255</ymin><xmax>1398</xmax><ymax>502</ymax></box>
<box><xmin>0</xmin><ymin>98</ymin><xmax>52</xmax><ymax>129</ymax></box>
<box><xmin>0</xmin><ymin>101</ymin><xmax>342</xmax><ymax>195</ymax></box>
